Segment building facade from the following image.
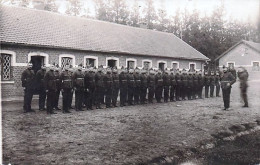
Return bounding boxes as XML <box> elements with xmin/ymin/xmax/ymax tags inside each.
<box><xmin>0</xmin><ymin>5</ymin><xmax>208</xmax><ymax>98</ymax></box>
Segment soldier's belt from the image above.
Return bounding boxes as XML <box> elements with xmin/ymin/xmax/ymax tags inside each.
<box><xmin>130</xmin><ymin>80</ymin><xmax>135</xmax><ymax>81</ymax></box>
<box><xmin>77</xmin><ymin>78</ymin><xmax>84</xmax><ymax>80</ymax></box>
<box><xmin>114</xmin><ymin>80</ymin><xmax>119</xmax><ymax>82</ymax></box>
<box><xmin>63</xmin><ymin>80</ymin><xmax>72</xmax><ymax>81</ymax></box>
<box><xmin>136</xmin><ymin>80</ymin><xmax>141</xmax><ymax>82</ymax></box>
<box><xmin>158</xmin><ymin>80</ymin><xmax>163</xmax><ymax>82</ymax></box>
<box><xmin>122</xmin><ymin>80</ymin><xmax>127</xmax><ymax>82</ymax></box>
<box><xmin>107</xmin><ymin>81</ymin><xmax>112</xmax><ymax>83</ymax></box>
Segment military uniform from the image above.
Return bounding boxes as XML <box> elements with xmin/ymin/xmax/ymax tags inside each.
<box><xmin>36</xmin><ymin>68</ymin><xmax>46</xmax><ymax>110</ymax></box>
<box><xmin>140</xmin><ymin>70</ymin><xmax>148</xmax><ymax>104</ymax></box>
<box><xmin>60</xmin><ymin>68</ymin><xmax>73</xmax><ymax>113</ymax></box>
<box><xmin>204</xmin><ymin>72</ymin><xmax>210</xmax><ymax>98</ymax></box>
<box><xmin>187</xmin><ymin>72</ymin><xmax>193</xmax><ymax>100</ymax></box>
<box><xmin>68</xmin><ymin>68</ymin><xmax>74</xmax><ymax>109</ymax></box>
<box><xmin>169</xmin><ymin>72</ymin><xmax>177</xmax><ymax>101</ymax></box>
<box><xmin>192</xmin><ymin>73</ymin><xmax>199</xmax><ymax>99</ymax></box>
<box><xmin>215</xmin><ymin>73</ymin><xmax>221</xmax><ymax>97</ymax></box>
<box><xmin>147</xmin><ymin>70</ymin><xmax>155</xmax><ymax>103</ymax></box>
<box><xmin>104</xmin><ymin>69</ymin><xmax>113</xmax><ymax>108</ymax></box>
<box><xmin>197</xmin><ymin>73</ymin><xmax>204</xmax><ymax>99</ymax></box>
<box><xmin>181</xmin><ymin>72</ymin><xmax>188</xmax><ymax>100</ymax></box>
<box><xmin>84</xmin><ymin>69</ymin><xmax>95</xmax><ymax>110</ymax></box>
<box><xmin>175</xmin><ymin>72</ymin><xmax>182</xmax><ymax>101</ymax></box>
<box><xmin>155</xmin><ymin>72</ymin><xmax>163</xmax><ymax>103</ymax></box>
<box><xmin>44</xmin><ymin>69</ymin><xmax>57</xmax><ymax>114</ymax></box>
<box><xmin>133</xmin><ymin>71</ymin><xmax>141</xmax><ymax>104</ymax></box>
<box><xmin>127</xmin><ymin>71</ymin><xmax>135</xmax><ymax>105</ymax></box>
<box><xmin>237</xmin><ymin>68</ymin><xmax>249</xmax><ymax>107</ymax></box>
<box><xmin>95</xmin><ymin>69</ymin><xmax>104</xmax><ymax>109</ymax></box>
<box><xmin>119</xmin><ymin>70</ymin><xmax>127</xmax><ymax>106</ymax></box>
<box><xmin>21</xmin><ymin>67</ymin><xmax>35</xmax><ymax>112</ymax></box>
<box><xmin>54</xmin><ymin>69</ymin><xmax>61</xmax><ymax>110</ymax></box>
<box><xmin>209</xmin><ymin>72</ymin><xmax>215</xmax><ymax>97</ymax></box>
<box><xmin>73</xmin><ymin>68</ymin><xmax>85</xmax><ymax>111</ymax></box>
<box><xmin>112</xmin><ymin>70</ymin><xmax>119</xmax><ymax>107</ymax></box>
<box><xmin>220</xmin><ymin>69</ymin><xmax>236</xmax><ymax>110</ymax></box>
<box><xmin>162</xmin><ymin>72</ymin><xmax>170</xmax><ymax>102</ymax></box>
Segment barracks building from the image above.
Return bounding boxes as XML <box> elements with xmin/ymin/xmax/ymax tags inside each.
<box><xmin>0</xmin><ymin>5</ymin><xmax>209</xmax><ymax>98</ymax></box>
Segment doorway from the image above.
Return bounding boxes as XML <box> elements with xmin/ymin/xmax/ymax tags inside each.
<box><xmin>31</xmin><ymin>56</ymin><xmax>44</xmax><ymax>74</ymax></box>
<box><xmin>159</xmin><ymin>62</ymin><xmax>165</xmax><ymax>71</ymax></box>
<box><xmin>107</xmin><ymin>59</ymin><xmax>117</xmax><ymax>68</ymax></box>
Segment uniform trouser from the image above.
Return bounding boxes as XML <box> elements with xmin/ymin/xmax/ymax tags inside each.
<box><xmin>155</xmin><ymin>86</ymin><xmax>163</xmax><ymax>102</ymax></box>
<box><xmin>241</xmin><ymin>87</ymin><xmax>248</xmax><ymax>106</ymax></box>
<box><xmin>101</xmin><ymin>88</ymin><xmax>105</xmax><ymax>104</ymax></box>
<box><xmin>198</xmin><ymin>86</ymin><xmax>203</xmax><ymax>98</ymax></box>
<box><xmin>62</xmin><ymin>89</ymin><xmax>71</xmax><ymax>112</ymax></box>
<box><xmin>148</xmin><ymin>86</ymin><xmax>155</xmax><ymax>103</ymax></box>
<box><xmin>205</xmin><ymin>85</ymin><xmax>209</xmax><ymax>98</ymax></box>
<box><xmin>112</xmin><ymin>87</ymin><xmax>119</xmax><ymax>106</ymax></box>
<box><xmin>39</xmin><ymin>89</ymin><xmax>46</xmax><ymax>109</ymax></box>
<box><xmin>54</xmin><ymin>89</ymin><xmax>60</xmax><ymax>108</ymax></box>
<box><xmin>182</xmin><ymin>86</ymin><xmax>187</xmax><ymax>100</ymax></box>
<box><xmin>210</xmin><ymin>85</ymin><xmax>215</xmax><ymax>97</ymax></box>
<box><xmin>163</xmin><ymin>86</ymin><xmax>169</xmax><ymax>102</ymax></box>
<box><xmin>222</xmin><ymin>87</ymin><xmax>231</xmax><ymax>109</ymax></box>
<box><xmin>120</xmin><ymin>86</ymin><xmax>127</xmax><ymax>106</ymax></box>
<box><xmin>95</xmin><ymin>86</ymin><xmax>103</xmax><ymax>107</ymax></box>
<box><xmin>85</xmin><ymin>88</ymin><xmax>94</xmax><ymax>109</ymax></box>
<box><xmin>105</xmin><ymin>88</ymin><xmax>112</xmax><ymax>107</ymax></box>
<box><xmin>140</xmin><ymin>87</ymin><xmax>147</xmax><ymax>103</ymax></box>
<box><xmin>128</xmin><ymin>86</ymin><xmax>134</xmax><ymax>104</ymax></box>
<box><xmin>75</xmin><ymin>89</ymin><xmax>84</xmax><ymax>110</ymax></box>
<box><xmin>68</xmin><ymin>90</ymin><xmax>74</xmax><ymax>108</ymax></box>
<box><xmin>187</xmin><ymin>87</ymin><xmax>192</xmax><ymax>99</ymax></box>
<box><xmin>170</xmin><ymin>85</ymin><xmax>176</xmax><ymax>101</ymax></box>
<box><xmin>176</xmin><ymin>85</ymin><xmax>181</xmax><ymax>100</ymax></box>
<box><xmin>134</xmin><ymin>86</ymin><xmax>140</xmax><ymax>104</ymax></box>
<box><xmin>216</xmin><ymin>85</ymin><xmax>220</xmax><ymax>96</ymax></box>
<box><xmin>24</xmin><ymin>88</ymin><xmax>33</xmax><ymax>112</ymax></box>
<box><xmin>192</xmin><ymin>86</ymin><xmax>197</xmax><ymax>99</ymax></box>
<box><xmin>47</xmin><ymin>90</ymin><xmax>56</xmax><ymax>113</ymax></box>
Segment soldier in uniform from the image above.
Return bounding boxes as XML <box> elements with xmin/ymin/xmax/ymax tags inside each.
<box><xmin>204</xmin><ymin>71</ymin><xmax>210</xmax><ymax>98</ymax></box>
<box><xmin>140</xmin><ymin>69</ymin><xmax>148</xmax><ymax>104</ymax></box>
<box><xmin>197</xmin><ymin>70</ymin><xmax>204</xmax><ymax>99</ymax></box>
<box><xmin>44</xmin><ymin>64</ymin><xmax>57</xmax><ymax>114</ymax></box>
<box><xmin>175</xmin><ymin>70</ymin><xmax>182</xmax><ymax>101</ymax></box>
<box><xmin>181</xmin><ymin>70</ymin><xmax>188</xmax><ymax>100</ymax></box>
<box><xmin>192</xmin><ymin>71</ymin><xmax>199</xmax><ymax>99</ymax></box>
<box><xmin>84</xmin><ymin>67</ymin><xmax>95</xmax><ymax>110</ymax></box>
<box><xmin>133</xmin><ymin>68</ymin><xmax>141</xmax><ymax>105</ymax></box>
<box><xmin>155</xmin><ymin>70</ymin><xmax>163</xmax><ymax>103</ymax></box>
<box><xmin>21</xmin><ymin>63</ymin><xmax>35</xmax><ymax>113</ymax></box>
<box><xmin>68</xmin><ymin>66</ymin><xmax>74</xmax><ymax>109</ymax></box>
<box><xmin>237</xmin><ymin>67</ymin><xmax>249</xmax><ymax>107</ymax></box>
<box><xmin>162</xmin><ymin>69</ymin><xmax>170</xmax><ymax>102</ymax></box>
<box><xmin>36</xmin><ymin>64</ymin><xmax>46</xmax><ymax>111</ymax></box>
<box><xmin>60</xmin><ymin>63</ymin><xmax>73</xmax><ymax>113</ymax></box>
<box><xmin>229</xmin><ymin>65</ymin><xmax>237</xmax><ymax>80</ymax></box>
<box><xmin>220</xmin><ymin>67</ymin><xmax>236</xmax><ymax>110</ymax></box>
<box><xmin>104</xmin><ymin>67</ymin><xmax>113</xmax><ymax>108</ymax></box>
<box><xmin>95</xmin><ymin>65</ymin><xmax>105</xmax><ymax>109</ymax></box>
<box><xmin>187</xmin><ymin>71</ymin><xmax>193</xmax><ymax>100</ymax></box>
<box><xmin>72</xmin><ymin>64</ymin><xmax>85</xmax><ymax>111</ymax></box>
<box><xmin>209</xmin><ymin>71</ymin><xmax>215</xmax><ymax>97</ymax></box>
<box><xmin>127</xmin><ymin>69</ymin><xmax>135</xmax><ymax>105</ymax></box>
<box><xmin>147</xmin><ymin>69</ymin><xmax>155</xmax><ymax>103</ymax></box>
<box><xmin>215</xmin><ymin>71</ymin><xmax>221</xmax><ymax>97</ymax></box>
<box><xmin>119</xmin><ymin>67</ymin><xmax>128</xmax><ymax>107</ymax></box>
<box><xmin>169</xmin><ymin>70</ymin><xmax>177</xmax><ymax>102</ymax></box>
<box><xmin>112</xmin><ymin>67</ymin><xmax>119</xmax><ymax>107</ymax></box>
<box><xmin>54</xmin><ymin>64</ymin><xmax>61</xmax><ymax>110</ymax></box>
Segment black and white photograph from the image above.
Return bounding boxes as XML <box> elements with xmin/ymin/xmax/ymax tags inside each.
<box><xmin>0</xmin><ymin>0</ymin><xmax>260</xmax><ymax>164</ymax></box>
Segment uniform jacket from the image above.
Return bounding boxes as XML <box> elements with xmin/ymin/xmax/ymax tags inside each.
<box><xmin>44</xmin><ymin>70</ymin><xmax>56</xmax><ymax>91</ymax></box>
<box><xmin>21</xmin><ymin>68</ymin><xmax>35</xmax><ymax>89</ymax></box>
<box><xmin>155</xmin><ymin>74</ymin><xmax>163</xmax><ymax>87</ymax></box>
<box><xmin>140</xmin><ymin>73</ymin><xmax>148</xmax><ymax>88</ymax></box>
<box><xmin>73</xmin><ymin>70</ymin><xmax>85</xmax><ymax>89</ymax></box>
<box><xmin>112</xmin><ymin>73</ymin><xmax>119</xmax><ymax>89</ymax></box>
<box><xmin>170</xmin><ymin>74</ymin><xmax>177</xmax><ymax>86</ymax></box>
<box><xmin>182</xmin><ymin>74</ymin><xmax>188</xmax><ymax>87</ymax></box>
<box><xmin>175</xmin><ymin>73</ymin><xmax>182</xmax><ymax>86</ymax></box>
<box><xmin>204</xmin><ymin>75</ymin><xmax>210</xmax><ymax>86</ymax></box>
<box><xmin>147</xmin><ymin>74</ymin><xmax>155</xmax><ymax>87</ymax></box>
<box><xmin>220</xmin><ymin>72</ymin><xmax>236</xmax><ymax>89</ymax></box>
<box><xmin>215</xmin><ymin>75</ymin><xmax>220</xmax><ymax>86</ymax></box>
<box><xmin>60</xmin><ymin>70</ymin><xmax>73</xmax><ymax>89</ymax></box>
<box><xmin>54</xmin><ymin>70</ymin><xmax>62</xmax><ymax>90</ymax></box>
<box><xmin>103</xmin><ymin>73</ymin><xmax>113</xmax><ymax>88</ymax></box>
<box><xmin>238</xmin><ymin>71</ymin><xmax>248</xmax><ymax>88</ymax></box>
<box><xmin>95</xmin><ymin>71</ymin><xmax>104</xmax><ymax>88</ymax></box>
<box><xmin>162</xmin><ymin>73</ymin><xmax>170</xmax><ymax>86</ymax></box>
<box><xmin>36</xmin><ymin>69</ymin><xmax>46</xmax><ymax>89</ymax></box>
<box><xmin>187</xmin><ymin>74</ymin><xmax>193</xmax><ymax>87</ymax></box>
<box><xmin>119</xmin><ymin>72</ymin><xmax>127</xmax><ymax>88</ymax></box>
<box><xmin>134</xmin><ymin>73</ymin><xmax>141</xmax><ymax>87</ymax></box>
<box><xmin>127</xmin><ymin>73</ymin><xmax>135</xmax><ymax>87</ymax></box>
<box><xmin>193</xmin><ymin>74</ymin><xmax>199</xmax><ymax>87</ymax></box>
<box><xmin>209</xmin><ymin>75</ymin><xmax>215</xmax><ymax>86</ymax></box>
<box><xmin>198</xmin><ymin>74</ymin><xmax>204</xmax><ymax>87</ymax></box>
<box><xmin>84</xmin><ymin>72</ymin><xmax>95</xmax><ymax>90</ymax></box>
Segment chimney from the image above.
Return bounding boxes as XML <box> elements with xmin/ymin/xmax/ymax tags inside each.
<box><xmin>32</xmin><ymin>0</ymin><xmax>45</xmax><ymax>10</ymax></box>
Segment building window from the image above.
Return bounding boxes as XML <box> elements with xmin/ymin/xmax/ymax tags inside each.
<box><xmin>126</xmin><ymin>58</ymin><xmax>137</xmax><ymax>69</ymax></box>
<box><xmin>157</xmin><ymin>61</ymin><xmax>167</xmax><ymax>71</ymax></box>
<box><xmin>106</xmin><ymin>57</ymin><xmax>119</xmax><ymax>68</ymax></box>
<box><xmin>252</xmin><ymin>61</ymin><xmax>260</xmax><ymax>71</ymax></box>
<box><xmin>142</xmin><ymin>60</ymin><xmax>152</xmax><ymax>70</ymax></box>
<box><xmin>28</xmin><ymin>52</ymin><xmax>49</xmax><ymax>73</ymax></box>
<box><xmin>172</xmin><ymin>62</ymin><xmax>179</xmax><ymax>70</ymax></box>
<box><xmin>61</xmin><ymin>57</ymin><xmax>73</xmax><ymax>68</ymax></box>
<box><xmin>1</xmin><ymin>54</ymin><xmax>12</xmax><ymax>80</ymax></box>
<box><xmin>84</xmin><ymin>56</ymin><xmax>98</xmax><ymax>68</ymax></box>
<box><xmin>189</xmin><ymin>62</ymin><xmax>196</xmax><ymax>72</ymax></box>
<box><xmin>227</xmin><ymin>62</ymin><xmax>235</xmax><ymax>68</ymax></box>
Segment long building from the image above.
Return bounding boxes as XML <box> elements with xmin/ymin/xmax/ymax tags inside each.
<box><xmin>0</xmin><ymin>5</ymin><xmax>209</xmax><ymax>98</ymax></box>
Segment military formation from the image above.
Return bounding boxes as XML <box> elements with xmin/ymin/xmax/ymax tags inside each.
<box><xmin>21</xmin><ymin>62</ymin><xmax>240</xmax><ymax>114</ymax></box>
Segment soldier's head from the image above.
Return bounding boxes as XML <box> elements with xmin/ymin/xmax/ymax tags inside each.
<box><xmin>78</xmin><ymin>63</ymin><xmax>83</xmax><ymax>71</ymax></box>
<box><xmin>107</xmin><ymin>67</ymin><xmax>112</xmax><ymax>74</ymax></box>
<box><xmin>223</xmin><ymin>67</ymin><xmax>228</xmax><ymax>73</ymax></box>
<box><xmin>64</xmin><ymin>63</ymin><xmax>70</xmax><ymax>71</ymax></box>
<box><xmin>211</xmin><ymin>71</ymin><xmax>215</xmax><ymax>76</ymax></box>
<box><xmin>158</xmin><ymin>70</ymin><xmax>162</xmax><ymax>74</ymax></box>
<box><xmin>98</xmin><ymin>65</ymin><xmax>103</xmax><ymax>72</ymax></box>
<box><xmin>129</xmin><ymin>69</ymin><xmax>134</xmax><ymax>74</ymax></box>
<box><xmin>41</xmin><ymin>64</ymin><xmax>46</xmax><ymax>70</ymax></box>
<box><xmin>204</xmin><ymin>71</ymin><xmax>208</xmax><ymax>75</ymax></box>
<box><xmin>112</xmin><ymin>67</ymin><xmax>118</xmax><ymax>74</ymax></box>
<box><xmin>27</xmin><ymin>63</ymin><xmax>33</xmax><ymax>70</ymax></box>
<box><xmin>134</xmin><ymin>67</ymin><xmax>140</xmax><ymax>74</ymax></box>
<box><xmin>237</xmin><ymin>66</ymin><xmax>246</xmax><ymax>73</ymax></box>
<box><xmin>49</xmin><ymin>64</ymin><xmax>55</xmax><ymax>71</ymax></box>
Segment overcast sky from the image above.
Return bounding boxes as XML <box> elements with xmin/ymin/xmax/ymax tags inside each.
<box><xmin>56</xmin><ymin>0</ymin><xmax>259</xmax><ymax>25</ymax></box>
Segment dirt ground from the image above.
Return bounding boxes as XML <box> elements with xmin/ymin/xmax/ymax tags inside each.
<box><xmin>2</xmin><ymin>78</ymin><xmax>260</xmax><ymax>165</ymax></box>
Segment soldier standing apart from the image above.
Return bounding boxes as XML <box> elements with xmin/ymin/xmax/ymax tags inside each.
<box><xmin>209</xmin><ymin>71</ymin><xmax>215</xmax><ymax>97</ymax></box>
<box><xmin>220</xmin><ymin>67</ymin><xmax>236</xmax><ymax>110</ymax></box>
<box><xmin>215</xmin><ymin>71</ymin><xmax>221</xmax><ymax>97</ymax></box>
<box><xmin>155</xmin><ymin>70</ymin><xmax>163</xmax><ymax>103</ymax></box>
<box><xmin>104</xmin><ymin>68</ymin><xmax>113</xmax><ymax>108</ymax></box>
<box><xmin>60</xmin><ymin>64</ymin><xmax>73</xmax><ymax>113</ymax></box>
<box><xmin>133</xmin><ymin>68</ymin><xmax>141</xmax><ymax>105</ymax></box>
<box><xmin>127</xmin><ymin>69</ymin><xmax>135</xmax><ymax>105</ymax></box>
<box><xmin>169</xmin><ymin>70</ymin><xmax>177</xmax><ymax>102</ymax></box>
<box><xmin>44</xmin><ymin>64</ymin><xmax>57</xmax><ymax>114</ymax></box>
<box><xmin>140</xmin><ymin>69</ymin><xmax>148</xmax><ymax>104</ymax></box>
<box><xmin>54</xmin><ymin>64</ymin><xmax>61</xmax><ymax>110</ymax></box>
<box><xmin>36</xmin><ymin>65</ymin><xmax>46</xmax><ymax>111</ymax></box>
<box><xmin>237</xmin><ymin>67</ymin><xmax>249</xmax><ymax>107</ymax></box>
<box><xmin>119</xmin><ymin>67</ymin><xmax>128</xmax><ymax>107</ymax></box>
<box><xmin>84</xmin><ymin>67</ymin><xmax>95</xmax><ymax>110</ymax></box>
<box><xmin>95</xmin><ymin>66</ymin><xmax>104</xmax><ymax>109</ymax></box>
<box><xmin>163</xmin><ymin>70</ymin><xmax>170</xmax><ymax>102</ymax></box>
<box><xmin>147</xmin><ymin>69</ymin><xmax>155</xmax><ymax>103</ymax></box>
<box><xmin>197</xmin><ymin>71</ymin><xmax>204</xmax><ymax>99</ymax></box>
<box><xmin>21</xmin><ymin>63</ymin><xmax>35</xmax><ymax>113</ymax></box>
<box><xmin>73</xmin><ymin>64</ymin><xmax>85</xmax><ymax>111</ymax></box>
<box><xmin>112</xmin><ymin>67</ymin><xmax>119</xmax><ymax>107</ymax></box>
<box><xmin>204</xmin><ymin>71</ymin><xmax>210</xmax><ymax>98</ymax></box>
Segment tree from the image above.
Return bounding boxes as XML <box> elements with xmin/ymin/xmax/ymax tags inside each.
<box><xmin>142</xmin><ymin>0</ymin><xmax>157</xmax><ymax>29</ymax></box>
<box><xmin>65</xmin><ymin>0</ymin><xmax>82</xmax><ymax>16</ymax></box>
<box><xmin>156</xmin><ymin>6</ymin><xmax>169</xmax><ymax>32</ymax></box>
<box><xmin>110</xmin><ymin>0</ymin><xmax>129</xmax><ymax>25</ymax></box>
<box><xmin>129</xmin><ymin>0</ymin><xmax>140</xmax><ymax>27</ymax></box>
<box><xmin>94</xmin><ymin>0</ymin><xmax>111</xmax><ymax>21</ymax></box>
<box><xmin>44</xmin><ymin>0</ymin><xmax>58</xmax><ymax>12</ymax></box>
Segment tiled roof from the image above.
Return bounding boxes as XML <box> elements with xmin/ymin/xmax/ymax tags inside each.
<box><xmin>215</xmin><ymin>40</ymin><xmax>260</xmax><ymax>61</ymax></box>
<box><xmin>0</xmin><ymin>5</ymin><xmax>209</xmax><ymax>60</ymax></box>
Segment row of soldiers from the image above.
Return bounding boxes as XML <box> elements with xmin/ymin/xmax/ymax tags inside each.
<box><xmin>21</xmin><ymin>62</ymin><xmax>222</xmax><ymax>114</ymax></box>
